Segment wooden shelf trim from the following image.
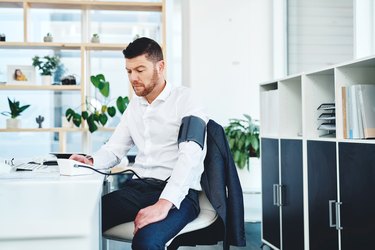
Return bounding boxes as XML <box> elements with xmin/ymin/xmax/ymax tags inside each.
<box><xmin>0</xmin><ymin>0</ymin><xmax>162</xmax><ymax>11</ymax></box>
<box><xmin>0</xmin><ymin>128</ymin><xmax>83</xmax><ymax>132</ymax></box>
<box><xmin>0</xmin><ymin>42</ymin><xmax>128</xmax><ymax>50</ymax></box>
<box><xmin>0</xmin><ymin>84</ymin><xmax>82</xmax><ymax>90</ymax></box>
<box><xmin>0</xmin><ymin>127</ymin><xmax>116</xmax><ymax>132</ymax></box>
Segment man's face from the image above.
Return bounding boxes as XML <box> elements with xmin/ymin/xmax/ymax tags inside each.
<box><xmin>125</xmin><ymin>54</ymin><xmax>163</xmax><ymax>97</ymax></box>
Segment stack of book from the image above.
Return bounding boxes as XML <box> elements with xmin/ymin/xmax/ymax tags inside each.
<box><xmin>342</xmin><ymin>84</ymin><xmax>375</xmax><ymax>139</ymax></box>
<box><xmin>317</xmin><ymin>103</ymin><xmax>336</xmax><ymax>135</ymax></box>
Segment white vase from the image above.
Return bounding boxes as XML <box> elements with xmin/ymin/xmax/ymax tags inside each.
<box><xmin>236</xmin><ymin>157</ymin><xmax>261</xmax><ymax>193</ymax></box>
<box><xmin>6</xmin><ymin>118</ymin><xmax>21</xmax><ymax>129</ymax></box>
<box><xmin>91</xmin><ymin>37</ymin><xmax>100</xmax><ymax>43</ymax></box>
<box><xmin>41</xmin><ymin>75</ymin><xmax>52</xmax><ymax>85</ymax></box>
<box><xmin>236</xmin><ymin>157</ymin><xmax>262</xmax><ymax>222</ymax></box>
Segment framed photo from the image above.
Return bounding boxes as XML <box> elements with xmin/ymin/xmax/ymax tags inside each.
<box><xmin>7</xmin><ymin>65</ymin><xmax>36</xmax><ymax>84</ymax></box>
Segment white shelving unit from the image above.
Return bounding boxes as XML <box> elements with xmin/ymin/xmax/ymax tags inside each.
<box><xmin>260</xmin><ymin>55</ymin><xmax>375</xmax><ymax>250</ymax></box>
<box><xmin>0</xmin><ymin>0</ymin><xmax>165</xmax><ymax>154</ymax></box>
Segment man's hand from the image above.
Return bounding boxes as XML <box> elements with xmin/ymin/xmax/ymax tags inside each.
<box><xmin>133</xmin><ymin>199</ymin><xmax>173</xmax><ymax>235</ymax></box>
<box><xmin>69</xmin><ymin>154</ymin><xmax>93</xmax><ymax>165</ymax></box>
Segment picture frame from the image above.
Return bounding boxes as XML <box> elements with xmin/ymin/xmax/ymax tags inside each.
<box><xmin>7</xmin><ymin>65</ymin><xmax>36</xmax><ymax>84</ymax></box>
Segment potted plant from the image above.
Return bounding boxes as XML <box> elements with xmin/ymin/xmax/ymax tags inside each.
<box><xmin>32</xmin><ymin>55</ymin><xmax>60</xmax><ymax>85</ymax></box>
<box><xmin>225</xmin><ymin>114</ymin><xmax>261</xmax><ymax>206</ymax></box>
<box><xmin>65</xmin><ymin>73</ymin><xmax>129</xmax><ymax>133</ymax></box>
<box><xmin>91</xmin><ymin>34</ymin><xmax>100</xmax><ymax>43</ymax></box>
<box><xmin>1</xmin><ymin>97</ymin><xmax>30</xmax><ymax>128</ymax></box>
<box><xmin>43</xmin><ymin>32</ymin><xmax>53</xmax><ymax>42</ymax></box>
<box><xmin>224</xmin><ymin>114</ymin><xmax>260</xmax><ymax>170</ymax></box>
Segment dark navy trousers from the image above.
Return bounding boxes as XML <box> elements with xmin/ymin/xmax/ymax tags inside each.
<box><xmin>102</xmin><ymin>178</ymin><xmax>200</xmax><ymax>250</ymax></box>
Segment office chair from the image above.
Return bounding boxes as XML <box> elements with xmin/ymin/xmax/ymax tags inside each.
<box><xmin>102</xmin><ymin>119</ymin><xmax>246</xmax><ymax>249</ymax></box>
<box><xmin>103</xmin><ymin>190</ymin><xmax>218</xmax><ymax>249</ymax></box>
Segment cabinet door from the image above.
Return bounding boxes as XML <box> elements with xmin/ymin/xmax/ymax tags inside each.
<box><xmin>280</xmin><ymin>139</ymin><xmax>304</xmax><ymax>250</ymax></box>
<box><xmin>339</xmin><ymin>142</ymin><xmax>375</xmax><ymax>250</ymax></box>
<box><xmin>261</xmin><ymin>138</ymin><xmax>280</xmax><ymax>249</ymax></box>
<box><xmin>307</xmin><ymin>140</ymin><xmax>338</xmax><ymax>250</ymax></box>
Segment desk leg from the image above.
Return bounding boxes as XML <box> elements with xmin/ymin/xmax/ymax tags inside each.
<box><xmin>101</xmin><ymin>179</ymin><xmax>111</xmax><ymax>250</ymax></box>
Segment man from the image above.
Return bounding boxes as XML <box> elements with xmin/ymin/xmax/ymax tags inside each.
<box><xmin>70</xmin><ymin>37</ymin><xmax>208</xmax><ymax>249</ymax></box>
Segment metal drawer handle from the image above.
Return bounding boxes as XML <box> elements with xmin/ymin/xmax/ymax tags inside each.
<box><xmin>336</xmin><ymin>202</ymin><xmax>343</xmax><ymax>230</ymax></box>
<box><xmin>329</xmin><ymin>200</ymin><xmax>336</xmax><ymax>228</ymax></box>
<box><xmin>273</xmin><ymin>184</ymin><xmax>278</xmax><ymax>206</ymax></box>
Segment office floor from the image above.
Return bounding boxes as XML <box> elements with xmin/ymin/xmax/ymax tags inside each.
<box><xmin>107</xmin><ymin>222</ymin><xmax>271</xmax><ymax>250</ymax></box>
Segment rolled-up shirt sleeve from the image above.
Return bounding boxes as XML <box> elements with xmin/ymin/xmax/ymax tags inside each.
<box><xmin>92</xmin><ymin>109</ymin><xmax>134</xmax><ymax>169</ymax></box>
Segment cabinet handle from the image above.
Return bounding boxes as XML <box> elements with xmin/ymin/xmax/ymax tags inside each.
<box><xmin>278</xmin><ymin>185</ymin><xmax>283</xmax><ymax>206</ymax></box>
<box><xmin>335</xmin><ymin>202</ymin><xmax>343</xmax><ymax>230</ymax></box>
<box><xmin>273</xmin><ymin>184</ymin><xmax>278</xmax><ymax>206</ymax></box>
<box><xmin>329</xmin><ymin>200</ymin><xmax>336</xmax><ymax>228</ymax></box>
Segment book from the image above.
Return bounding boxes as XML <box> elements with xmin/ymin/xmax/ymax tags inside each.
<box><xmin>341</xmin><ymin>86</ymin><xmax>348</xmax><ymax>138</ymax></box>
<box><xmin>349</xmin><ymin>85</ymin><xmax>362</xmax><ymax>139</ymax></box>
<box><xmin>358</xmin><ymin>84</ymin><xmax>375</xmax><ymax>138</ymax></box>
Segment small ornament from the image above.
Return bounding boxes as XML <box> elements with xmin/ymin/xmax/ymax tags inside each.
<box><xmin>91</xmin><ymin>34</ymin><xmax>100</xmax><ymax>43</ymax></box>
<box><xmin>36</xmin><ymin>115</ymin><xmax>44</xmax><ymax>128</ymax></box>
<box><xmin>43</xmin><ymin>33</ymin><xmax>53</xmax><ymax>42</ymax></box>
<box><xmin>0</xmin><ymin>33</ymin><xmax>5</xmax><ymax>42</ymax></box>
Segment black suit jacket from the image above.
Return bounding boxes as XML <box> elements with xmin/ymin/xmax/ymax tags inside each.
<box><xmin>200</xmin><ymin>120</ymin><xmax>246</xmax><ymax>249</ymax></box>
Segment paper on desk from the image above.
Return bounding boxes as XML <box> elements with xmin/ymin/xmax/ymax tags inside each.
<box><xmin>0</xmin><ymin>170</ymin><xmax>60</xmax><ymax>180</ymax></box>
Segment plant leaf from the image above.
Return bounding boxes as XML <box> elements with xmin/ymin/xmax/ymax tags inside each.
<box><xmin>99</xmin><ymin>113</ymin><xmax>108</xmax><ymax>126</ymax></box>
<box><xmin>116</xmin><ymin>96</ymin><xmax>129</xmax><ymax>114</ymax></box>
<box><xmin>99</xmin><ymin>81</ymin><xmax>110</xmax><ymax>97</ymax></box>
<box><xmin>86</xmin><ymin>115</ymin><xmax>98</xmax><ymax>133</ymax></box>
<box><xmin>107</xmin><ymin>106</ymin><xmax>116</xmax><ymax>117</ymax></box>
<box><xmin>81</xmin><ymin>111</ymin><xmax>89</xmax><ymax>120</ymax></box>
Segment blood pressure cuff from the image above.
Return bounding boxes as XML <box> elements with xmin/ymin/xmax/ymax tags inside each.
<box><xmin>177</xmin><ymin>116</ymin><xmax>206</xmax><ymax>150</ymax></box>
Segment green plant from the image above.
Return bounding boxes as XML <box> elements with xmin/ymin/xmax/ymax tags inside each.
<box><xmin>32</xmin><ymin>55</ymin><xmax>60</xmax><ymax>76</ymax></box>
<box><xmin>224</xmin><ymin>114</ymin><xmax>260</xmax><ymax>170</ymax></box>
<box><xmin>65</xmin><ymin>74</ymin><xmax>129</xmax><ymax>133</ymax></box>
<box><xmin>1</xmin><ymin>97</ymin><xmax>30</xmax><ymax>119</ymax></box>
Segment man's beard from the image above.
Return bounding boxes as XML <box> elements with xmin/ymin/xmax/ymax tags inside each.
<box><xmin>133</xmin><ymin>68</ymin><xmax>158</xmax><ymax>97</ymax></box>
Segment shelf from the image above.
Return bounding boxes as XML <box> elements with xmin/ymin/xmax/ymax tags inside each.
<box><xmin>0</xmin><ymin>0</ymin><xmax>22</xmax><ymax>8</ymax></box>
<box><xmin>0</xmin><ymin>84</ymin><xmax>82</xmax><ymax>90</ymax></box>
<box><xmin>0</xmin><ymin>127</ymin><xmax>83</xmax><ymax>132</ymax></box>
<box><xmin>0</xmin><ymin>127</ymin><xmax>116</xmax><ymax>132</ymax></box>
<box><xmin>0</xmin><ymin>42</ymin><xmax>129</xmax><ymax>50</ymax></box>
<box><xmin>0</xmin><ymin>0</ymin><xmax>163</xmax><ymax>11</ymax></box>
<box><xmin>0</xmin><ymin>0</ymin><xmax>165</xmax><ymax>154</ymax></box>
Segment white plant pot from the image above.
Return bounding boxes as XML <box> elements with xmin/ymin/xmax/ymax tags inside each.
<box><xmin>236</xmin><ymin>157</ymin><xmax>261</xmax><ymax>193</ymax></box>
<box><xmin>41</xmin><ymin>75</ymin><xmax>52</xmax><ymax>85</ymax></box>
<box><xmin>91</xmin><ymin>37</ymin><xmax>100</xmax><ymax>43</ymax></box>
<box><xmin>236</xmin><ymin>157</ymin><xmax>262</xmax><ymax>222</ymax></box>
<box><xmin>43</xmin><ymin>36</ymin><xmax>53</xmax><ymax>42</ymax></box>
<box><xmin>6</xmin><ymin>118</ymin><xmax>21</xmax><ymax>129</ymax></box>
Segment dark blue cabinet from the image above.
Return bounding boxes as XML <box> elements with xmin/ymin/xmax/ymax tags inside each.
<box><xmin>307</xmin><ymin>140</ymin><xmax>338</xmax><ymax>250</ymax></box>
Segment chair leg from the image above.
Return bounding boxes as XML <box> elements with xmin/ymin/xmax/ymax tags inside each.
<box><xmin>102</xmin><ymin>237</ymin><xmax>108</xmax><ymax>250</ymax></box>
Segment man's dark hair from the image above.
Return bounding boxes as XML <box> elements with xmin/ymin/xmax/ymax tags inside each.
<box><xmin>122</xmin><ymin>37</ymin><xmax>163</xmax><ymax>63</ymax></box>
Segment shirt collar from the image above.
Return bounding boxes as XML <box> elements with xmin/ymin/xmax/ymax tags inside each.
<box><xmin>139</xmin><ymin>81</ymin><xmax>171</xmax><ymax>105</ymax></box>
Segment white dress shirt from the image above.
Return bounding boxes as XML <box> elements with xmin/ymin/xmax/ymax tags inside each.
<box><xmin>92</xmin><ymin>83</ymin><xmax>208</xmax><ymax>208</ymax></box>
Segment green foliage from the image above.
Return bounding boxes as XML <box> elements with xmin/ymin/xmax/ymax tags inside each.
<box><xmin>224</xmin><ymin>114</ymin><xmax>260</xmax><ymax>170</ymax></box>
<box><xmin>1</xmin><ymin>97</ymin><xmax>30</xmax><ymax>119</ymax></box>
<box><xmin>32</xmin><ymin>55</ymin><xmax>60</xmax><ymax>76</ymax></box>
<box><xmin>65</xmin><ymin>74</ymin><xmax>129</xmax><ymax>133</ymax></box>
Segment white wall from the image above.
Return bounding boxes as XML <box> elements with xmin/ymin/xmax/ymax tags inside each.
<box><xmin>182</xmin><ymin>0</ymin><xmax>274</xmax><ymax>126</ymax></box>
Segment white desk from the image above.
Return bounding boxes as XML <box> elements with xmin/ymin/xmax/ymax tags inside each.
<box><xmin>0</xmin><ymin>171</ymin><xmax>105</xmax><ymax>250</ymax></box>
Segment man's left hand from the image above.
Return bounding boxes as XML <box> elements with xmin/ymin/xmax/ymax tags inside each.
<box><xmin>133</xmin><ymin>199</ymin><xmax>173</xmax><ymax>235</ymax></box>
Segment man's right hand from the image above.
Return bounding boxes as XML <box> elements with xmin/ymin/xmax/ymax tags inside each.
<box><xmin>69</xmin><ymin>154</ymin><xmax>93</xmax><ymax>166</ymax></box>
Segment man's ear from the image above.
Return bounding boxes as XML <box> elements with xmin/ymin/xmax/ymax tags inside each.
<box><xmin>157</xmin><ymin>60</ymin><xmax>165</xmax><ymax>73</ymax></box>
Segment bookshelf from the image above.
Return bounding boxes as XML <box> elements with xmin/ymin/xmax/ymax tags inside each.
<box><xmin>260</xmin><ymin>55</ymin><xmax>375</xmax><ymax>250</ymax></box>
<box><xmin>0</xmin><ymin>0</ymin><xmax>165</xmax><ymax>154</ymax></box>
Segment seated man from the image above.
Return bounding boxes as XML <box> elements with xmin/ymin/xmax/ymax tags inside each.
<box><xmin>70</xmin><ymin>37</ymin><xmax>208</xmax><ymax>250</ymax></box>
